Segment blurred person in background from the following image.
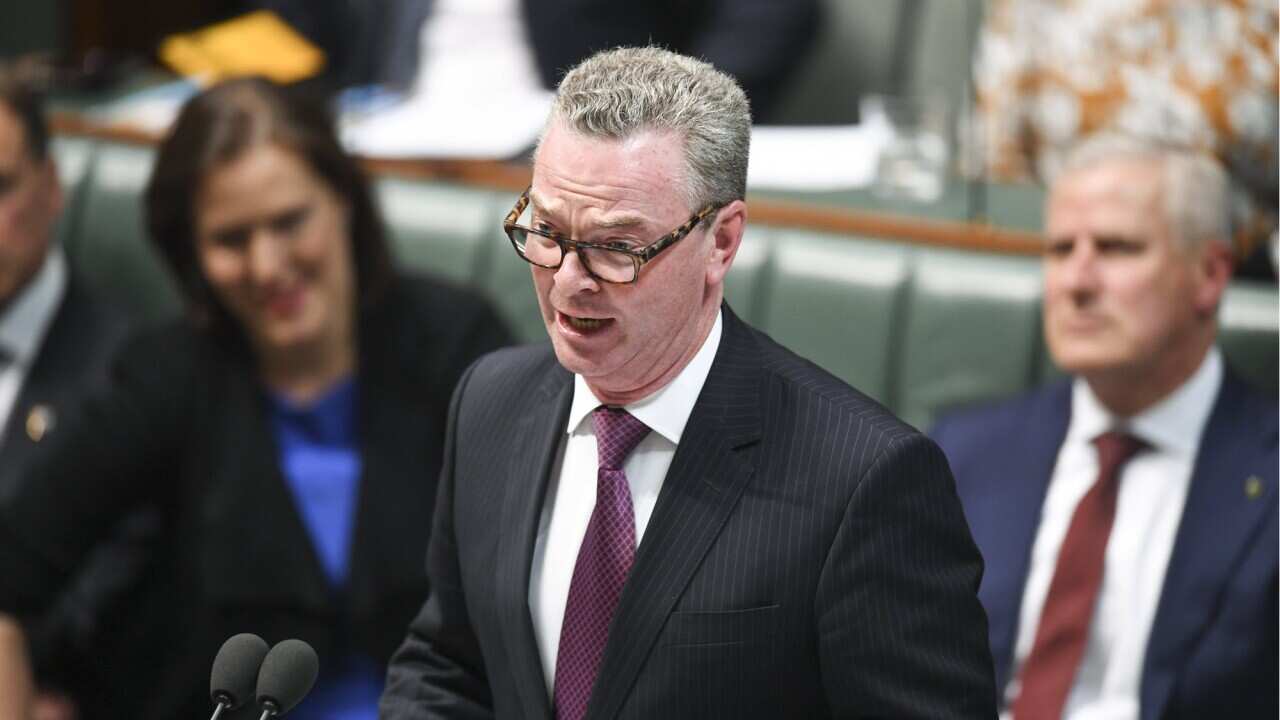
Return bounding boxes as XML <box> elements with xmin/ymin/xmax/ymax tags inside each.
<box><xmin>0</xmin><ymin>77</ymin><xmax>512</xmax><ymax>720</ymax></box>
<box><xmin>256</xmin><ymin>0</ymin><xmax>820</xmax><ymax>122</ymax></box>
<box><xmin>932</xmin><ymin>135</ymin><xmax>1276</xmax><ymax>719</ymax></box>
<box><xmin>0</xmin><ymin>65</ymin><xmax>134</xmax><ymax>720</ymax></box>
<box><xmin>970</xmin><ymin>0</ymin><xmax>1278</xmax><ymax>278</ymax></box>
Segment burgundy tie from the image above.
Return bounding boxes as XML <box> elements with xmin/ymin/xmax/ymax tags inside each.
<box><xmin>1011</xmin><ymin>430</ymin><xmax>1147</xmax><ymax>719</ymax></box>
<box><xmin>552</xmin><ymin>406</ymin><xmax>650</xmax><ymax>720</ymax></box>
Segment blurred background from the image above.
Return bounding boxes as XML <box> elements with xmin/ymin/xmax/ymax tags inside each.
<box><xmin>0</xmin><ymin>5</ymin><xmax>1275</xmax><ymax>717</ymax></box>
<box><xmin>0</xmin><ymin>0</ymin><xmax>1275</xmax><ymax>425</ymax></box>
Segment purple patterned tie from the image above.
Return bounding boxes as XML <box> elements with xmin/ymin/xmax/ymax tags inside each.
<box><xmin>552</xmin><ymin>406</ymin><xmax>650</xmax><ymax>720</ymax></box>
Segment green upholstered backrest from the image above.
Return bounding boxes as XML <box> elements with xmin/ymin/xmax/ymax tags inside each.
<box><xmin>723</xmin><ymin>226</ymin><xmax>774</xmax><ymax>327</ymax></box>
<box><xmin>897</xmin><ymin>248</ymin><xmax>1044</xmax><ymax>429</ymax></box>
<box><xmin>50</xmin><ymin>136</ymin><xmax>96</xmax><ymax>253</ymax></box>
<box><xmin>57</xmin><ymin>139</ymin><xmax>1278</xmax><ymax>423</ymax></box>
<box><xmin>758</xmin><ymin>229</ymin><xmax>912</xmax><ymax>405</ymax></box>
<box><xmin>70</xmin><ymin>142</ymin><xmax>181</xmax><ymax>323</ymax></box>
<box><xmin>375</xmin><ymin>177</ymin><xmax>499</xmax><ymax>286</ymax></box>
<box><xmin>1218</xmin><ymin>282</ymin><xmax>1279</xmax><ymax>394</ymax></box>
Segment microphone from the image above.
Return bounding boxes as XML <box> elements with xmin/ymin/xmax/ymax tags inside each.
<box><xmin>209</xmin><ymin>633</ymin><xmax>270</xmax><ymax>720</ymax></box>
<box><xmin>255</xmin><ymin>639</ymin><xmax>320</xmax><ymax>719</ymax></box>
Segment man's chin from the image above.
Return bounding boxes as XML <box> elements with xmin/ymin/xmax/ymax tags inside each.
<box><xmin>1051</xmin><ymin>348</ymin><xmax>1136</xmax><ymax>378</ymax></box>
<box><xmin>549</xmin><ymin>338</ymin><xmax>600</xmax><ymax>377</ymax></box>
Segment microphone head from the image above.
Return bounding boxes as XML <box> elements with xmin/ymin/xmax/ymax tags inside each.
<box><xmin>257</xmin><ymin>639</ymin><xmax>320</xmax><ymax>716</ymax></box>
<box><xmin>210</xmin><ymin>633</ymin><xmax>270</xmax><ymax>709</ymax></box>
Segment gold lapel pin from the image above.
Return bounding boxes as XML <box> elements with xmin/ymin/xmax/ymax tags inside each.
<box><xmin>1244</xmin><ymin>476</ymin><xmax>1264</xmax><ymax>500</ymax></box>
<box><xmin>25</xmin><ymin>404</ymin><xmax>55</xmax><ymax>443</ymax></box>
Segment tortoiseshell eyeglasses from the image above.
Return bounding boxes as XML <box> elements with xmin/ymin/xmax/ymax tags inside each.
<box><xmin>502</xmin><ymin>188</ymin><xmax>722</xmax><ymax>284</ymax></box>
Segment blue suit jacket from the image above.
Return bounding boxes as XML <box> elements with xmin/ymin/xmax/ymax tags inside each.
<box><xmin>931</xmin><ymin>369</ymin><xmax>1277</xmax><ymax>719</ymax></box>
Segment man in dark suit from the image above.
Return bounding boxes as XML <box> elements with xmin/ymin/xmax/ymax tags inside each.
<box><xmin>0</xmin><ymin>68</ymin><xmax>131</xmax><ymax>718</ymax></box>
<box><xmin>931</xmin><ymin>135</ymin><xmax>1277</xmax><ymax>719</ymax></box>
<box><xmin>381</xmin><ymin>46</ymin><xmax>996</xmax><ymax>719</ymax></box>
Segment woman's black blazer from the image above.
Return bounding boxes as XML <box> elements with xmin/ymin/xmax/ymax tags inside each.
<box><xmin>0</xmin><ymin>273</ymin><xmax>512</xmax><ymax>719</ymax></box>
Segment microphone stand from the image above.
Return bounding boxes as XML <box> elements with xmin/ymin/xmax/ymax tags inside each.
<box><xmin>209</xmin><ymin>701</ymin><xmax>231</xmax><ymax>720</ymax></box>
<box><xmin>258</xmin><ymin>699</ymin><xmax>283</xmax><ymax>720</ymax></box>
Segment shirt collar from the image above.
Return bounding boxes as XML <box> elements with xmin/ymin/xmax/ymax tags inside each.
<box><xmin>0</xmin><ymin>246</ymin><xmax>67</xmax><ymax>367</ymax></box>
<box><xmin>1068</xmin><ymin>346</ymin><xmax>1224</xmax><ymax>457</ymax></box>
<box><xmin>566</xmin><ymin>309</ymin><xmax>724</xmax><ymax>444</ymax></box>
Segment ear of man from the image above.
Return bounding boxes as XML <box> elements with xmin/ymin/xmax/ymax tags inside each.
<box><xmin>1190</xmin><ymin>238</ymin><xmax>1234</xmax><ymax>318</ymax></box>
<box><xmin>704</xmin><ymin>199</ymin><xmax>747</xmax><ymax>287</ymax></box>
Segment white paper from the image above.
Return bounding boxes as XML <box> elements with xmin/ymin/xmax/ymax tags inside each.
<box><xmin>746</xmin><ymin>118</ymin><xmax>892</xmax><ymax>191</ymax></box>
<box><xmin>339</xmin><ymin>88</ymin><xmax>554</xmax><ymax>159</ymax></box>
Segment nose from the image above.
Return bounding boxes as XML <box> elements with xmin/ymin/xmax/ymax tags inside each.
<box><xmin>1057</xmin><ymin>239</ymin><xmax>1101</xmax><ymax>297</ymax></box>
<box><xmin>552</xmin><ymin>248</ymin><xmax>600</xmax><ymax>294</ymax></box>
<box><xmin>246</xmin><ymin>229</ymin><xmax>286</xmax><ymax>285</ymax></box>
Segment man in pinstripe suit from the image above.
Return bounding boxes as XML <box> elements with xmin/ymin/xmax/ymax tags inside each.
<box><xmin>382</xmin><ymin>47</ymin><xmax>996</xmax><ymax>719</ymax></box>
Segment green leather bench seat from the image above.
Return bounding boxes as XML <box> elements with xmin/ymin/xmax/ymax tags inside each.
<box><xmin>50</xmin><ymin>135</ymin><xmax>95</xmax><ymax>252</ymax></box>
<box><xmin>54</xmin><ymin>138</ymin><xmax>1278</xmax><ymax>428</ymax></box>
<box><xmin>377</xmin><ymin>178</ymin><xmax>500</xmax><ymax>287</ymax></box>
<box><xmin>756</xmin><ymin>229</ymin><xmax>912</xmax><ymax>404</ymax></box>
<box><xmin>896</xmin><ymin>249</ymin><xmax>1044</xmax><ymax>429</ymax></box>
<box><xmin>1219</xmin><ymin>283</ymin><xmax>1279</xmax><ymax>396</ymax></box>
<box><xmin>70</xmin><ymin>143</ymin><xmax>180</xmax><ymax>323</ymax></box>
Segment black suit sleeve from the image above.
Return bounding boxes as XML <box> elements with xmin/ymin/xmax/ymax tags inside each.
<box><xmin>382</xmin><ymin>360</ymin><xmax>495</xmax><ymax>719</ymax></box>
<box><xmin>816</xmin><ymin>434</ymin><xmax>997</xmax><ymax>718</ymax></box>
<box><xmin>0</xmin><ymin>328</ymin><xmax>190</xmax><ymax>618</ymax></box>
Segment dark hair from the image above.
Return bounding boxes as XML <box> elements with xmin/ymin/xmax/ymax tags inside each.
<box><xmin>145</xmin><ymin>77</ymin><xmax>392</xmax><ymax>336</ymax></box>
<box><xmin>0</xmin><ymin>65</ymin><xmax>49</xmax><ymax>161</ymax></box>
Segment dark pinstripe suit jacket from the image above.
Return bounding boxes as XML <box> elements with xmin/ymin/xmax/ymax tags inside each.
<box><xmin>382</xmin><ymin>306</ymin><xmax>997</xmax><ymax>719</ymax></box>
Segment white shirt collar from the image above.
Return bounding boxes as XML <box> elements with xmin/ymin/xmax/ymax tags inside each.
<box><xmin>0</xmin><ymin>246</ymin><xmax>67</xmax><ymax>367</ymax></box>
<box><xmin>1068</xmin><ymin>346</ymin><xmax>1224</xmax><ymax>457</ymax></box>
<box><xmin>565</xmin><ymin>309</ymin><xmax>724</xmax><ymax>444</ymax></box>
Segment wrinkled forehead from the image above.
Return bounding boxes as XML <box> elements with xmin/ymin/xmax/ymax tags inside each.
<box><xmin>530</xmin><ymin>121</ymin><xmax>692</xmax><ymax>225</ymax></box>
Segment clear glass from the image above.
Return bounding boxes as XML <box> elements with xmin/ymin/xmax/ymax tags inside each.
<box><xmin>864</xmin><ymin>94</ymin><xmax>951</xmax><ymax>203</ymax></box>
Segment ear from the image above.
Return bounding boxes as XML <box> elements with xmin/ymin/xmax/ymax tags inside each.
<box><xmin>704</xmin><ymin>199</ymin><xmax>747</xmax><ymax>288</ymax></box>
<box><xmin>1191</xmin><ymin>238</ymin><xmax>1233</xmax><ymax>316</ymax></box>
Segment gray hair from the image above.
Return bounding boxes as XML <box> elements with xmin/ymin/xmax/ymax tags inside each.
<box><xmin>541</xmin><ymin>46</ymin><xmax>751</xmax><ymax>212</ymax></box>
<box><xmin>1057</xmin><ymin>133</ymin><xmax>1233</xmax><ymax>255</ymax></box>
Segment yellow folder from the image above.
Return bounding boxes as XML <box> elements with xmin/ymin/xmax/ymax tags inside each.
<box><xmin>158</xmin><ymin>10</ymin><xmax>325</xmax><ymax>84</ymax></box>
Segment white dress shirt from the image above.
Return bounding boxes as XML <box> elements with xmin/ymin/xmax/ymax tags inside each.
<box><xmin>1004</xmin><ymin>347</ymin><xmax>1224</xmax><ymax>720</ymax></box>
<box><xmin>529</xmin><ymin>310</ymin><xmax>724</xmax><ymax>696</ymax></box>
<box><xmin>0</xmin><ymin>247</ymin><xmax>67</xmax><ymax>442</ymax></box>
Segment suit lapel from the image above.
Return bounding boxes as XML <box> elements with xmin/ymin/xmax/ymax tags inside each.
<box><xmin>498</xmin><ymin>364</ymin><xmax>572</xmax><ymax>720</ymax></box>
<box><xmin>588</xmin><ymin>308</ymin><xmax>763</xmax><ymax>720</ymax></box>
<box><xmin>0</xmin><ymin>278</ymin><xmax>116</xmax><ymax>493</ymax></box>
<box><xmin>1140</xmin><ymin>371</ymin><xmax>1277</xmax><ymax>720</ymax></box>
<box><xmin>346</xmin><ymin>364</ymin><xmax>440</xmax><ymax>619</ymax></box>
<box><xmin>0</xmin><ymin>362</ymin><xmax>56</xmax><ymax>493</ymax></box>
<box><xmin>201</xmin><ymin>356</ymin><xmax>330</xmax><ymax>612</ymax></box>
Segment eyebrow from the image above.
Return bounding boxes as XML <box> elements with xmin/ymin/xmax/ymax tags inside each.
<box><xmin>528</xmin><ymin>191</ymin><xmax>649</xmax><ymax>232</ymax></box>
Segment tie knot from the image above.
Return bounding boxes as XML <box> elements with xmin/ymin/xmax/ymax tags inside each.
<box><xmin>1092</xmin><ymin>430</ymin><xmax>1146</xmax><ymax>478</ymax></box>
<box><xmin>592</xmin><ymin>406</ymin><xmax>650</xmax><ymax>471</ymax></box>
